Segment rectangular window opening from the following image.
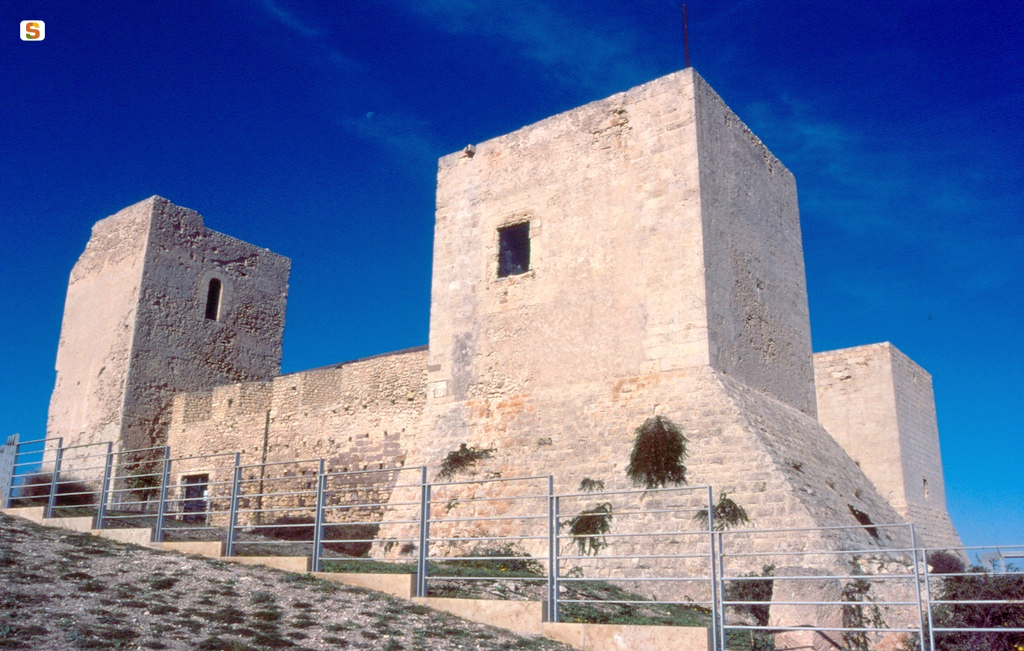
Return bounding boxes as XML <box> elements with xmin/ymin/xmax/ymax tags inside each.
<box><xmin>498</xmin><ymin>222</ymin><xmax>530</xmax><ymax>277</ymax></box>
<box><xmin>205</xmin><ymin>278</ymin><xmax>222</xmax><ymax>320</ymax></box>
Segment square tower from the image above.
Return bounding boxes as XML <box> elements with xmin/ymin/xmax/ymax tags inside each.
<box><xmin>814</xmin><ymin>343</ymin><xmax>961</xmax><ymax>547</ymax></box>
<box><xmin>47</xmin><ymin>197</ymin><xmax>290</xmax><ymax>454</ymax></box>
<box><xmin>425</xmin><ymin>68</ymin><xmax>815</xmax><ymax>416</ymax></box>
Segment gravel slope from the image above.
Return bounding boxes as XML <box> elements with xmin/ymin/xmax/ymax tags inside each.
<box><xmin>0</xmin><ymin>513</ymin><xmax>574</xmax><ymax>651</ymax></box>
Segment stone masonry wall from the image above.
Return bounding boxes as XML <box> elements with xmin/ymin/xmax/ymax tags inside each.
<box><xmin>379</xmin><ymin>365</ymin><xmax>910</xmax><ymax>600</ymax></box>
<box><xmin>814</xmin><ymin>343</ymin><xmax>961</xmax><ymax>548</ymax></box>
<box><xmin>167</xmin><ymin>348</ymin><xmax>428</xmax><ymax>522</ymax></box>
<box><xmin>425</xmin><ymin>68</ymin><xmax>708</xmax><ymax>412</ymax></box>
<box><xmin>695</xmin><ymin>78</ymin><xmax>817</xmax><ymax>417</ymax></box>
<box><xmin>121</xmin><ymin>198</ymin><xmax>290</xmax><ymax>453</ymax></box>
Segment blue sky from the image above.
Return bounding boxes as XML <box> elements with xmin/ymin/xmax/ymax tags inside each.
<box><xmin>2</xmin><ymin>1</ymin><xmax>1021</xmax><ymax>547</ymax></box>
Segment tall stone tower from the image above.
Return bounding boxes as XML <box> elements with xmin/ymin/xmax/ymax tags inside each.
<box><xmin>47</xmin><ymin>196</ymin><xmax>290</xmax><ymax>454</ymax></box>
<box><xmin>403</xmin><ymin>68</ymin><xmax>952</xmax><ymax>553</ymax></box>
<box><xmin>814</xmin><ymin>343</ymin><xmax>961</xmax><ymax>548</ymax></box>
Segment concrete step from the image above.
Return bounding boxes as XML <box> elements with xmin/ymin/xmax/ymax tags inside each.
<box><xmin>43</xmin><ymin>515</ymin><xmax>95</xmax><ymax>533</ymax></box>
<box><xmin>93</xmin><ymin>528</ymin><xmax>154</xmax><ymax>546</ymax></box>
<box><xmin>541</xmin><ymin>621</ymin><xmax>711</xmax><ymax>651</ymax></box>
<box><xmin>1</xmin><ymin>506</ymin><xmax>46</xmax><ymax>522</ymax></box>
<box><xmin>412</xmin><ymin>597</ymin><xmax>544</xmax><ymax>635</ymax></box>
<box><xmin>311</xmin><ymin>572</ymin><xmax>415</xmax><ymax>600</ymax></box>
<box><xmin>153</xmin><ymin>540</ymin><xmax>224</xmax><ymax>558</ymax></box>
<box><xmin>221</xmin><ymin>555</ymin><xmax>310</xmax><ymax>573</ymax></box>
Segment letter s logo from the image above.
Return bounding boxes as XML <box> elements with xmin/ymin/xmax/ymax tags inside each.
<box><xmin>20</xmin><ymin>20</ymin><xmax>45</xmax><ymax>41</ymax></box>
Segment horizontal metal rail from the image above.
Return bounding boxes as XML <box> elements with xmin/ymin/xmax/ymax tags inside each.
<box><xmin>10</xmin><ymin>438</ymin><xmax>1023</xmax><ymax>651</ymax></box>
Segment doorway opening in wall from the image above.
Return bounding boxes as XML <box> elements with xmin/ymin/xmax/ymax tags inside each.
<box><xmin>205</xmin><ymin>279</ymin><xmax>222</xmax><ymax>320</ymax></box>
<box><xmin>498</xmin><ymin>222</ymin><xmax>530</xmax><ymax>277</ymax></box>
<box><xmin>181</xmin><ymin>474</ymin><xmax>210</xmax><ymax>524</ymax></box>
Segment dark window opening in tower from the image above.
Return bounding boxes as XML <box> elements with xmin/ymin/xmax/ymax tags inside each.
<box><xmin>205</xmin><ymin>278</ymin><xmax>222</xmax><ymax>320</ymax></box>
<box><xmin>498</xmin><ymin>222</ymin><xmax>530</xmax><ymax>277</ymax></box>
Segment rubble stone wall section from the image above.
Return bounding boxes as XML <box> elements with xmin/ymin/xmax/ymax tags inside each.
<box><xmin>47</xmin><ymin>197</ymin><xmax>290</xmax><ymax>459</ymax></box>
<box><xmin>167</xmin><ymin>348</ymin><xmax>428</xmax><ymax>522</ymax></box>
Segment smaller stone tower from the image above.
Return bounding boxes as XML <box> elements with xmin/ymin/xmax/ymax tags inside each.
<box><xmin>47</xmin><ymin>196</ymin><xmax>290</xmax><ymax>455</ymax></box>
<box><xmin>814</xmin><ymin>343</ymin><xmax>961</xmax><ymax>548</ymax></box>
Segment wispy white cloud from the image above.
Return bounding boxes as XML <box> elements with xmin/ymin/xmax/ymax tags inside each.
<box><xmin>257</xmin><ymin>0</ymin><xmax>320</xmax><ymax>37</ymax></box>
<box><xmin>744</xmin><ymin>96</ymin><xmax>1023</xmax><ymax>301</ymax></box>
<box><xmin>341</xmin><ymin>111</ymin><xmax>445</xmax><ymax>163</ymax></box>
<box><xmin>397</xmin><ymin>0</ymin><xmax>654</xmax><ymax>92</ymax></box>
<box><xmin>252</xmin><ymin>0</ymin><xmax>361</xmax><ymax>71</ymax></box>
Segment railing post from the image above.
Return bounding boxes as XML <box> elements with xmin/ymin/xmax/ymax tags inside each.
<box><xmin>547</xmin><ymin>476</ymin><xmax>560</xmax><ymax>623</ymax></box>
<box><xmin>225</xmin><ymin>453</ymin><xmax>242</xmax><ymax>557</ymax></box>
<box><xmin>416</xmin><ymin>466</ymin><xmax>430</xmax><ymax>598</ymax></box>
<box><xmin>920</xmin><ymin>541</ymin><xmax>937</xmax><ymax>651</ymax></box>
<box><xmin>45</xmin><ymin>438</ymin><xmax>64</xmax><ymax>519</ymax></box>
<box><xmin>95</xmin><ymin>443</ymin><xmax>113</xmax><ymax>529</ymax></box>
<box><xmin>312</xmin><ymin>459</ymin><xmax>326</xmax><ymax>573</ymax></box>
<box><xmin>154</xmin><ymin>447</ymin><xmax>172</xmax><ymax>542</ymax></box>
<box><xmin>0</xmin><ymin>433</ymin><xmax>19</xmax><ymax>509</ymax></box>
<box><xmin>706</xmin><ymin>486</ymin><xmax>722</xmax><ymax>651</ymax></box>
<box><xmin>907</xmin><ymin>525</ymin><xmax>929</xmax><ymax>651</ymax></box>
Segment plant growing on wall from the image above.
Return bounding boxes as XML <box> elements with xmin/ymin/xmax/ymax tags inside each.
<box><xmin>841</xmin><ymin>558</ymin><xmax>886</xmax><ymax>651</ymax></box>
<box><xmin>724</xmin><ymin>564</ymin><xmax>775</xmax><ymax>651</ymax></box>
<box><xmin>565</xmin><ymin>480</ymin><xmax>614</xmax><ymax>556</ymax></box>
<box><xmin>694</xmin><ymin>492</ymin><xmax>750</xmax><ymax>531</ymax></box>
<box><xmin>625</xmin><ymin>415</ymin><xmax>687</xmax><ymax>489</ymax></box>
<box><xmin>567</xmin><ymin>502</ymin><xmax>614</xmax><ymax>556</ymax></box>
<box><xmin>436</xmin><ymin>443</ymin><xmax>495</xmax><ymax>480</ymax></box>
<box><xmin>123</xmin><ymin>459</ymin><xmax>162</xmax><ymax>504</ymax></box>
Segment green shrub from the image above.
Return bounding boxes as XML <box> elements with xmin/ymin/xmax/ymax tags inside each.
<box><xmin>436</xmin><ymin>444</ymin><xmax>494</xmax><ymax>480</ymax></box>
<box><xmin>725</xmin><ymin>564</ymin><xmax>775</xmax><ymax>626</ymax></box>
<box><xmin>17</xmin><ymin>473</ymin><xmax>96</xmax><ymax>507</ymax></box>
<box><xmin>438</xmin><ymin>543</ymin><xmax>543</xmax><ymax>576</ymax></box>
<box><xmin>567</xmin><ymin>503</ymin><xmax>613</xmax><ymax>556</ymax></box>
<box><xmin>920</xmin><ymin>566</ymin><xmax>1024</xmax><ymax>651</ymax></box>
<box><xmin>928</xmin><ymin>550</ymin><xmax>966</xmax><ymax>575</ymax></box>
<box><xmin>259</xmin><ymin>516</ymin><xmax>380</xmax><ymax>557</ymax></box>
<box><xmin>694</xmin><ymin>492</ymin><xmax>749</xmax><ymax>531</ymax></box>
<box><xmin>625</xmin><ymin>416</ymin><xmax>687</xmax><ymax>489</ymax></box>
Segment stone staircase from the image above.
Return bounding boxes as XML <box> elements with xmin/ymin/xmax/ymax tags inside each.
<box><xmin>1</xmin><ymin>506</ymin><xmax>712</xmax><ymax>651</ymax></box>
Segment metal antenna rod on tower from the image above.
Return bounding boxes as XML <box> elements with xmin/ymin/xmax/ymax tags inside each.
<box><xmin>683</xmin><ymin>4</ymin><xmax>690</xmax><ymax>69</ymax></box>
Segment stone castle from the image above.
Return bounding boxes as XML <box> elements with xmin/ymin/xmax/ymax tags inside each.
<box><xmin>45</xmin><ymin>68</ymin><xmax>961</xmax><ymax>551</ymax></box>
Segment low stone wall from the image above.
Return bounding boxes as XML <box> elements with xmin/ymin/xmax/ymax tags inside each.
<box><xmin>165</xmin><ymin>348</ymin><xmax>428</xmax><ymax>527</ymax></box>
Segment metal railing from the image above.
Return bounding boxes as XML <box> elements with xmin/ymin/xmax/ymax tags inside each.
<box><xmin>4</xmin><ymin>436</ymin><xmax>1022</xmax><ymax>651</ymax></box>
<box><xmin>718</xmin><ymin>522</ymin><xmax>925</xmax><ymax>650</ymax></box>
<box><xmin>419</xmin><ymin>474</ymin><xmax>554</xmax><ymax>610</ymax></box>
<box><xmin>554</xmin><ymin>484</ymin><xmax>718</xmax><ymax>637</ymax></box>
